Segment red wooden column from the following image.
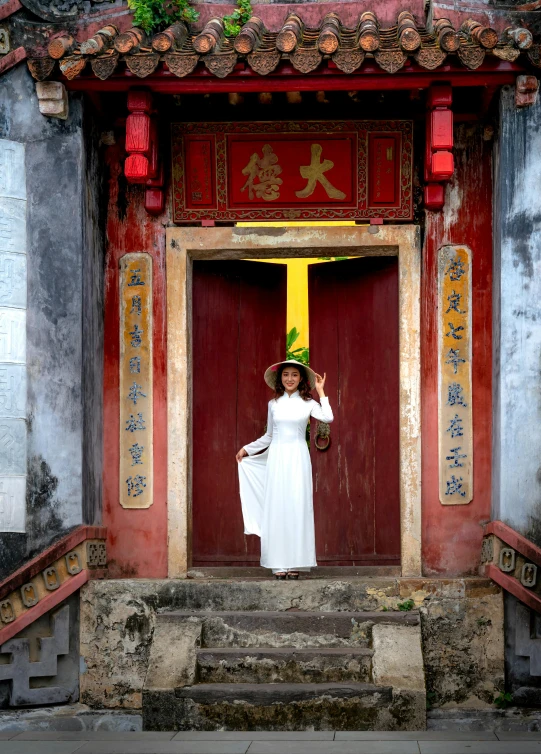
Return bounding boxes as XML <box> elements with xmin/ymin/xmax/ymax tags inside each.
<box><xmin>421</xmin><ymin>119</ymin><xmax>493</xmax><ymax>575</ymax></box>
<box><xmin>103</xmin><ymin>139</ymin><xmax>168</xmax><ymax>578</ymax></box>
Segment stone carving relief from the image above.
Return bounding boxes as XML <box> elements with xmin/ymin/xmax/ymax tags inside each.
<box><xmin>521</xmin><ymin>563</ymin><xmax>538</xmax><ymax>588</ymax></box>
<box><xmin>87</xmin><ymin>541</ymin><xmax>107</xmax><ymax>568</ymax></box>
<box><xmin>499</xmin><ymin>547</ymin><xmax>516</xmax><ymax>572</ymax></box>
<box><xmin>0</xmin><ymin>605</ymin><xmax>74</xmax><ymax>706</ymax></box>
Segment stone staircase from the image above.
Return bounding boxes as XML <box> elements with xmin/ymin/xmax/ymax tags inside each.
<box><xmin>142</xmin><ymin>608</ymin><xmax>426</xmax><ymax>731</ymax></box>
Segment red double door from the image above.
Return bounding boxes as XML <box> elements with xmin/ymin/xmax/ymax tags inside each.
<box><xmin>192</xmin><ymin>257</ymin><xmax>400</xmax><ymax>568</ymax></box>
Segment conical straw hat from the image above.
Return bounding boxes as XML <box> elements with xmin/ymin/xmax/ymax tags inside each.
<box><xmin>264</xmin><ymin>359</ymin><xmax>317</xmax><ymax>390</ymax></box>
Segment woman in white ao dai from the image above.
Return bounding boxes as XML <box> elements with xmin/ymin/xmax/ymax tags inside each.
<box><xmin>236</xmin><ymin>359</ymin><xmax>333</xmax><ymax>579</ymax></box>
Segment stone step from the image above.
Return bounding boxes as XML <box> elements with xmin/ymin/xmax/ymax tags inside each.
<box><xmin>161</xmin><ymin>610</ymin><xmax>419</xmax><ymax>648</ymax></box>
<box><xmin>151</xmin><ymin>578</ymin><xmax>405</xmax><ymax>613</ymax></box>
<box><xmin>196</xmin><ymin>647</ymin><xmax>374</xmax><ymax>684</ymax></box>
<box><xmin>143</xmin><ymin>683</ymin><xmax>397</xmax><ymax>731</ymax></box>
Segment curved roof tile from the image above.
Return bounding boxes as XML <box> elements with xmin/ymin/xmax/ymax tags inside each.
<box><xmin>26</xmin><ymin>13</ymin><xmax>539</xmax><ymax>81</ymax></box>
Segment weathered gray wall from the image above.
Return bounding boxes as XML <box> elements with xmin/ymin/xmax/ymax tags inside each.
<box><xmin>0</xmin><ymin>64</ymin><xmax>104</xmax><ymax>578</ymax></box>
<box><xmin>493</xmin><ymin>86</ymin><xmax>541</xmax><ymax>703</ymax></box>
<box><xmin>493</xmin><ymin>85</ymin><xmax>541</xmax><ymax>546</ymax></box>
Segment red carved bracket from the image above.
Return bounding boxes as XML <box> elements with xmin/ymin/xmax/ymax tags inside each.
<box><xmin>0</xmin><ymin>524</ymin><xmax>108</xmax><ymax>645</ymax></box>
<box><xmin>424</xmin><ymin>84</ymin><xmax>454</xmax><ymax>211</ymax></box>
<box><xmin>484</xmin><ymin>520</ymin><xmax>541</xmax><ymax>567</ymax></box>
<box><xmin>0</xmin><ymin>524</ymin><xmax>107</xmax><ymax>601</ymax></box>
<box><xmin>486</xmin><ymin>564</ymin><xmax>541</xmax><ymax>614</ymax></box>
<box><xmin>124</xmin><ymin>88</ymin><xmax>164</xmax><ymax>215</ymax></box>
<box><xmin>481</xmin><ymin>520</ymin><xmax>541</xmax><ymax>614</ymax></box>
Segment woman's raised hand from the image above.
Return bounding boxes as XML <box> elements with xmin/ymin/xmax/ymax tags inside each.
<box><xmin>236</xmin><ymin>447</ymin><xmax>248</xmax><ymax>463</ymax></box>
<box><xmin>314</xmin><ymin>372</ymin><xmax>326</xmax><ymax>396</ymax></box>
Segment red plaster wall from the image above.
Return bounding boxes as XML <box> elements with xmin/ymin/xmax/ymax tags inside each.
<box><xmin>421</xmin><ymin>123</ymin><xmax>493</xmax><ymax>576</ymax></box>
<box><xmin>103</xmin><ymin>143</ymin><xmax>168</xmax><ymax>578</ymax></box>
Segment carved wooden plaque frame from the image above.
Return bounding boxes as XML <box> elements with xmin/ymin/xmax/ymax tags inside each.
<box><xmin>171</xmin><ymin>120</ymin><xmax>413</xmax><ymax>223</ymax></box>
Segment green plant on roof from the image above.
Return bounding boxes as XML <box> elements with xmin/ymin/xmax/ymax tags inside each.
<box><xmin>127</xmin><ymin>0</ymin><xmax>199</xmax><ymax>33</ymax></box>
<box><xmin>223</xmin><ymin>0</ymin><xmax>253</xmax><ymax>37</ymax></box>
<box><xmin>286</xmin><ymin>327</ymin><xmax>309</xmax><ymax>366</ymax></box>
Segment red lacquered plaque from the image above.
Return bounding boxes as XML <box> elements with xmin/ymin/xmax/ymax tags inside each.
<box><xmin>171</xmin><ymin>121</ymin><xmax>413</xmax><ymax>223</ymax></box>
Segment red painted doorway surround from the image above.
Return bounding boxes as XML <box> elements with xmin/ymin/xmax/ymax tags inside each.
<box><xmin>309</xmin><ymin>256</ymin><xmax>401</xmax><ymax>566</ymax></box>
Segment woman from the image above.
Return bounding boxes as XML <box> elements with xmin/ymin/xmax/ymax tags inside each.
<box><xmin>236</xmin><ymin>359</ymin><xmax>333</xmax><ymax>580</ymax></box>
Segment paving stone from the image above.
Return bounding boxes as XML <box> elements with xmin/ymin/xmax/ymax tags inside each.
<box><xmin>336</xmin><ymin>733</ymin><xmax>498</xmax><ymax>741</ymax></box>
<box><xmin>497</xmin><ymin>733</ymin><xmax>541</xmax><ymax>740</ymax></box>
<box><xmin>247</xmin><ymin>742</ymin><xmax>420</xmax><ymax>754</ymax></box>
<box><xmin>0</xmin><ymin>743</ymin><xmax>86</xmax><ymax>754</ymax></box>
<box><xmin>172</xmin><ymin>733</ymin><xmax>335</xmax><ymax>741</ymax></box>
<box><xmin>74</xmin><ymin>742</ymin><xmax>250</xmax><ymax>754</ymax></box>
<box><xmin>0</xmin><ymin>734</ymin><xmax>15</xmax><ymax>740</ymax></box>
<box><xmin>418</xmin><ymin>742</ymin><xmax>541</xmax><ymax>754</ymax></box>
<box><xmin>13</xmin><ymin>732</ymin><xmax>177</xmax><ymax>741</ymax></box>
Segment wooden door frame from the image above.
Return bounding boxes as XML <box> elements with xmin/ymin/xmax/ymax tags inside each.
<box><xmin>166</xmin><ymin>225</ymin><xmax>422</xmax><ymax>578</ymax></box>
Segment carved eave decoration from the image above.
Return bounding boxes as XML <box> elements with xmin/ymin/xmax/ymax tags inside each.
<box><xmin>0</xmin><ymin>7</ymin><xmax>536</xmax><ymax>82</ymax></box>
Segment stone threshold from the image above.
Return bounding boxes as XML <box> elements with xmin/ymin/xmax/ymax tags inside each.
<box><xmin>187</xmin><ymin>567</ymin><xmax>401</xmax><ymax>579</ymax></box>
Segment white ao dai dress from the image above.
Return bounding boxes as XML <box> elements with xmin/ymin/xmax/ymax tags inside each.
<box><xmin>238</xmin><ymin>391</ymin><xmax>334</xmax><ymax>571</ymax></box>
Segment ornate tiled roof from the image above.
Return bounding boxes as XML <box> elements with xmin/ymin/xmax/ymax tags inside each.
<box><xmin>26</xmin><ymin>11</ymin><xmax>538</xmax><ymax>81</ymax></box>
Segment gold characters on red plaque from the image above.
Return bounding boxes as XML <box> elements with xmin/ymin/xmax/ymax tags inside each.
<box><xmin>240</xmin><ymin>143</ymin><xmax>346</xmax><ymax>202</ymax></box>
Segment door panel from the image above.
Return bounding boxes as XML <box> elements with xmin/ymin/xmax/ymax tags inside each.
<box><xmin>192</xmin><ymin>260</ymin><xmax>286</xmax><ymax>566</ymax></box>
<box><xmin>309</xmin><ymin>256</ymin><xmax>400</xmax><ymax>565</ymax></box>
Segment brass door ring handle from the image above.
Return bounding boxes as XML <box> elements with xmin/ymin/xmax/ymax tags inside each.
<box><xmin>315</xmin><ymin>435</ymin><xmax>331</xmax><ymax>451</ymax></box>
<box><xmin>315</xmin><ymin>421</ymin><xmax>331</xmax><ymax>451</ymax></box>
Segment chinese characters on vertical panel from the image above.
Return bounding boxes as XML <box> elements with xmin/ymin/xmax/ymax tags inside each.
<box><xmin>119</xmin><ymin>255</ymin><xmax>153</xmax><ymax>509</ymax></box>
<box><xmin>438</xmin><ymin>246</ymin><xmax>473</xmax><ymax>505</ymax></box>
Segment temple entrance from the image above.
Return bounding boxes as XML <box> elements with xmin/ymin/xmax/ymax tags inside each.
<box><xmin>191</xmin><ymin>254</ymin><xmax>400</xmax><ymax>568</ymax></box>
<box><xmin>166</xmin><ymin>225</ymin><xmax>421</xmax><ymax>577</ymax></box>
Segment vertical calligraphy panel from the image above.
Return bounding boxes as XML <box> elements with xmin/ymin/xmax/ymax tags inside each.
<box><xmin>0</xmin><ymin>139</ymin><xmax>27</xmax><ymax>533</ymax></box>
<box><xmin>119</xmin><ymin>254</ymin><xmax>153</xmax><ymax>509</ymax></box>
<box><xmin>438</xmin><ymin>245</ymin><xmax>473</xmax><ymax>505</ymax></box>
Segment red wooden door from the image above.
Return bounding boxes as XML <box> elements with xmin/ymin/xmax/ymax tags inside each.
<box><xmin>308</xmin><ymin>256</ymin><xmax>400</xmax><ymax>566</ymax></box>
<box><xmin>192</xmin><ymin>261</ymin><xmax>286</xmax><ymax>567</ymax></box>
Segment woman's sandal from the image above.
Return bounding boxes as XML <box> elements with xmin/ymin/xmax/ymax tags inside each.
<box><xmin>274</xmin><ymin>572</ymin><xmax>287</xmax><ymax>580</ymax></box>
<box><xmin>287</xmin><ymin>571</ymin><xmax>299</xmax><ymax>580</ymax></box>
